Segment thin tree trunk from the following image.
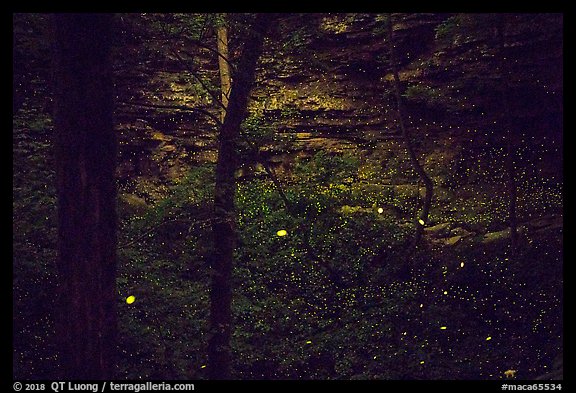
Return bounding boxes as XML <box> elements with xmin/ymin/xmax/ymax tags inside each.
<box><xmin>216</xmin><ymin>15</ymin><xmax>292</xmax><ymax>213</ymax></box>
<box><xmin>216</xmin><ymin>15</ymin><xmax>231</xmax><ymax>122</ymax></box>
<box><xmin>387</xmin><ymin>14</ymin><xmax>434</xmax><ymax>252</ymax></box>
<box><xmin>240</xmin><ymin>136</ymin><xmax>294</xmax><ymax>212</ymax></box>
<box><xmin>52</xmin><ymin>13</ymin><xmax>117</xmax><ymax>379</ymax></box>
<box><xmin>261</xmin><ymin>160</ymin><xmax>293</xmax><ymax>212</ymax></box>
<box><xmin>497</xmin><ymin>17</ymin><xmax>518</xmax><ymax>257</ymax></box>
<box><xmin>215</xmin><ymin>14</ymin><xmax>291</xmax><ymax>208</ymax></box>
<box><xmin>208</xmin><ymin>13</ymin><xmax>273</xmax><ymax>380</ymax></box>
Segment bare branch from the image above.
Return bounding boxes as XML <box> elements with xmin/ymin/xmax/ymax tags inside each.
<box><xmin>119</xmin><ymin>216</ymin><xmax>227</xmax><ymax>250</ymax></box>
<box><xmin>239</xmin><ymin>132</ymin><xmax>294</xmax><ymax>213</ymax></box>
<box><xmin>170</xmin><ymin>49</ymin><xmax>228</xmax><ymax>112</ymax></box>
<box><xmin>117</xmin><ymin>100</ymin><xmax>222</xmax><ymax>126</ymax></box>
<box><xmin>181</xmin><ymin>40</ymin><xmax>236</xmax><ymax>75</ymax></box>
<box><xmin>386</xmin><ymin>13</ymin><xmax>434</xmax><ymax>263</ymax></box>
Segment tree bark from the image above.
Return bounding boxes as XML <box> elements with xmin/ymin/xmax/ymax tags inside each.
<box><xmin>52</xmin><ymin>14</ymin><xmax>117</xmax><ymax>379</ymax></box>
<box><xmin>208</xmin><ymin>13</ymin><xmax>273</xmax><ymax>380</ymax></box>
<box><xmin>387</xmin><ymin>14</ymin><xmax>434</xmax><ymax>253</ymax></box>
<box><xmin>216</xmin><ymin>15</ymin><xmax>292</xmax><ymax>214</ymax></box>
<box><xmin>216</xmin><ymin>14</ymin><xmax>231</xmax><ymax>122</ymax></box>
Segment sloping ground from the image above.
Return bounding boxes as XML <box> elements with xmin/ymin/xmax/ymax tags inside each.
<box><xmin>12</xmin><ymin>13</ymin><xmax>563</xmax><ymax>380</ymax></box>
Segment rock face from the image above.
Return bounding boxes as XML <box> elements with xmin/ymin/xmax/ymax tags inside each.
<box><xmin>254</xmin><ymin>14</ymin><xmax>447</xmax><ymax>140</ymax></box>
<box><xmin>424</xmin><ymin>222</ymin><xmax>452</xmax><ymax>238</ymax></box>
<box><xmin>112</xmin><ymin>13</ymin><xmax>563</xmax><ymax>216</ymax></box>
<box><xmin>423</xmin><ymin>214</ymin><xmax>562</xmax><ymax>249</ymax></box>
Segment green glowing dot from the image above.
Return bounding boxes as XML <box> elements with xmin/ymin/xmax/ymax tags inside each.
<box><xmin>201</xmin><ymin>365</ymin><xmax>206</xmax><ymax>369</ymax></box>
<box><xmin>306</xmin><ymin>340</ymin><xmax>312</xmax><ymax>344</ymax></box>
<box><xmin>420</xmin><ymin>360</ymin><xmax>425</xmax><ymax>364</ymax></box>
<box><xmin>486</xmin><ymin>336</ymin><xmax>492</xmax><ymax>341</ymax></box>
<box><xmin>277</xmin><ymin>229</ymin><xmax>288</xmax><ymax>237</ymax></box>
<box><xmin>126</xmin><ymin>295</ymin><xmax>136</xmax><ymax>304</ymax></box>
<box><xmin>418</xmin><ymin>219</ymin><xmax>425</xmax><ymax>225</ymax></box>
<box><xmin>440</xmin><ymin>326</ymin><xmax>447</xmax><ymax>330</ymax></box>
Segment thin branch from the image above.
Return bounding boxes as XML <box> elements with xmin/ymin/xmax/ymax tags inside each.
<box><xmin>117</xmin><ymin>100</ymin><xmax>222</xmax><ymax>126</ymax></box>
<box><xmin>178</xmin><ymin>13</ymin><xmax>212</xmax><ymax>67</ymax></box>
<box><xmin>180</xmin><ymin>41</ymin><xmax>236</xmax><ymax>75</ymax></box>
<box><xmin>386</xmin><ymin>14</ymin><xmax>434</xmax><ymax>254</ymax></box>
<box><xmin>119</xmin><ymin>216</ymin><xmax>227</xmax><ymax>250</ymax></box>
<box><xmin>262</xmin><ymin>162</ymin><xmax>292</xmax><ymax>212</ymax></box>
<box><xmin>239</xmin><ymin>132</ymin><xmax>294</xmax><ymax>213</ymax></box>
<box><xmin>198</xmin><ymin>12</ymin><xmax>212</xmax><ymax>42</ymax></box>
<box><xmin>119</xmin><ymin>217</ymin><xmax>186</xmax><ymax>249</ymax></box>
<box><xmin>497</xmin><ymin>17</ymin><xmax>518</xmax><ymax>258</ymax></box>
<box><xmin>170</xmin><ymin>49</ymin><xmax>228</xmax><ymax>112</ymax></box>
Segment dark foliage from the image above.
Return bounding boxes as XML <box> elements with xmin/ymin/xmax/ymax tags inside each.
<box><xmin>13</xmin><ymin>13</ymin><xmax>562</xmax><ymax>381</ymax></box>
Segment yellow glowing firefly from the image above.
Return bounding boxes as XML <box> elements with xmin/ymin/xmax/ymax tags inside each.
<box><xmin>126</xmin><ymin>295</ymin><xmax>136</xmax><ymax>304</ymax></box>
<box><xmin>277</xmin><ymin>229</ymin><xmax>287</xmax><ymax>237</ymax></box>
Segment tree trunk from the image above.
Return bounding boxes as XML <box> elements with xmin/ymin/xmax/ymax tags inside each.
<box><xmin>208</xmin><ymin>13</ymin><xmax>273</xmax><ymax>380</ymax></box>
<box><xmin>497</xmin><ymin>17</ymin><xmax>518</xmax><ymax>258</ymax></box>
<box><xmin>52</xmin><ymin>14</ymin><xmax>117</xmax><ymax>379</ymax></box>
<box><xmin>216</xmin><ymin>15</ymin><xmax>292</xmax><ymax>215</ymax></box>
<box><xmin>387</xmin><ymin>14</ymin><xmax>434</xmax><ymax>253</ymax></box>
<box><xmin>216</xmin><ymin>14</ymin><xmax>231</xmax><ymax>122</ymax></box>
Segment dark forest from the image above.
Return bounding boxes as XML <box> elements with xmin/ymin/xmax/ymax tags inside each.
<box><xmin>13</xmin><ymin>13</ymin><xmax>563</xmax><ymax>382</ymax></box>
